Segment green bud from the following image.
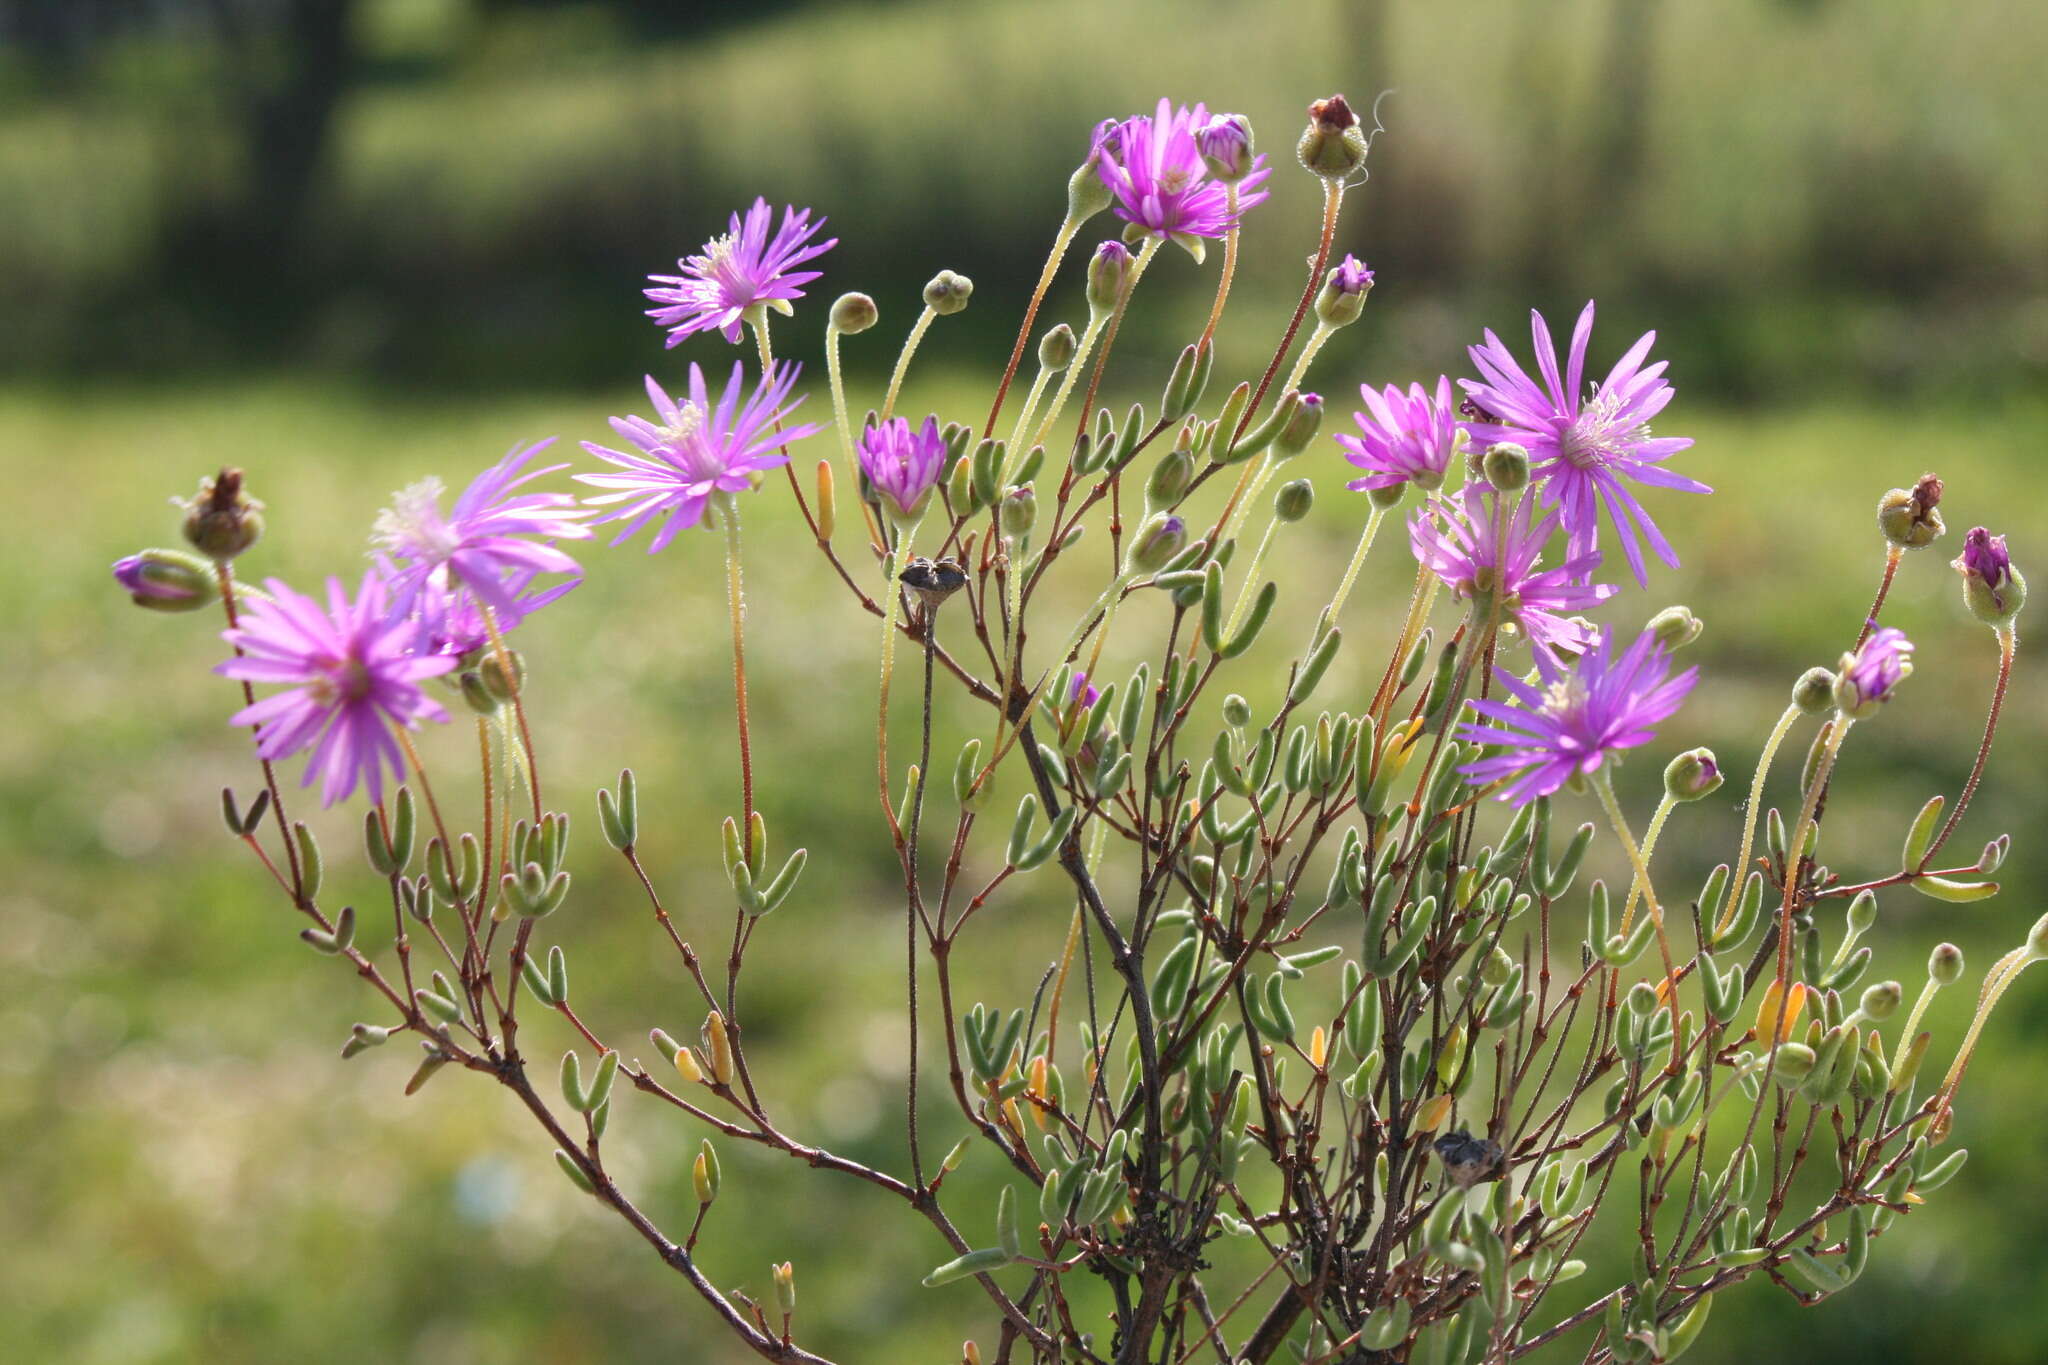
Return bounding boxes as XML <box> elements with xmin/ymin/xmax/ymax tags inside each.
<box><xmin>922</xmin><ymin>270</ymin><xmax>973</xmax><ymax>316</ymax></box>
<box><xmin>1792</xmin><ymin>666</ymin><xmax>1837</xmax><ymax>714</ymax></box>
<box><xmin>1038</xmin><ymin>322</ymin><xmax>1077</xmax><ymax>372</ymax></box>
<box><xmin>1145</xmin><ymin>444</ymin><xmax>1195</xmax><ymax>511</ymax></box>
<box><xmin>1296</xmin><ymin>94</ymin><xmax>1369</xmax><ymax>179</ymax></box>
<box><xmin>1125</xmin><ymin>513</ymin><xmax>1188</xmax><ymax>575</ymax></box>
<box><xmin>1272</xmin><ymin>391</ymin><xmax>1323</xmax><ymax>458</ymax></box>
<box><xmin>693</xmin><ymin>1138</ymin><xmax>721</xmax><ymax>1203</ymax></box>
<box><xmin>1087</xmin><ymin>241</ymin><xmax>1133</xmax><ymax>312</ymax></box>
<box><xmin>1222</xmin><ymin>695</ymin><xmax>1252</xmax><ymax>728</ymax></box>
<box><xmin>1645</xmin><ymin>605</ymin><xmax>1703</xmax><ymax>653</ymax></box>
<box><xmin>481</xmin><ymin>649</ymin><xmax>524</xmax><ymax>702</ymax></box>
<box><xmin>2028</xmin><ymin>911</ymin><xmax>2048</xmax><ymax>960</ymax></box>
<box><xmin>1860</xmin><ymin>981</ymin><xmax>1902</xmax><ymax>1021</ymax></box>
<box><xmin>1481</xmin><ymin>442</ymin><xmax>1530</xmax><ymax>493</ymax></box>
<box><xmin>772</xmin><ymin>1261</ymin><xmax>796</xmax><ymax>1318</ymax></box>
<box><xmin>1663</xmin><ymin>748</ymin><xmax>1723</xmax><ymax>802</ymax></box>
<box><xmin>1312</xmin><ymin>258</ymin><xmax>1373</xmax><ymax>329</ymax></box>
<box><xmin>458</xmin><ymin>671</ymin><xmax>499</xmax><ymax>715</ymax></box>
<box><xmin>1626</xmin><ymin>982</ymin><xmax>1659</xmax><ymax>1017</ymax></box>
<box><xmin>113</xmin><ymin>549</ymin><xmax>214</xmax><ymax>611</ymax></box>
<box><xmin>1273</xmin><ymin>479</ymin><xmax>1314</xmax><ymax>523</ymax></box>
<box><xmin>1770</xmin><ymin>1042</ymin><xmax>1818</xmax><ymax>1083</ymax></box>
<box><xmin>1877</xmin><ymin>476</ymin><xmax>1945</xmax><ymax>550</ymax></box>
<box><xmin>1929</xmin><ymin>942</ymin><xmax>1964</xmax><ymax>985</ymax></box>
<box><xmin>1368</xmin><ymin>481</ymin><xmax>1406</xmax><ymax>510</ymax></box>
<box><xmin>1000</xmin><ymin>486</ymin><xmax>1037</xmax><ymax>537</ymax></box>
<box><xmin>830</xmin><ymin>292</ymin><xmax>878</xmax><ymax>334</ymax></box>
<box><xmin>1068</xmin><ymin>149</ymin><xmax>1114</xmax><ymax>223</ymax></box>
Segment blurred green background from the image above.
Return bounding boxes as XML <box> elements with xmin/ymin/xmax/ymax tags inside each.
<box><xmin>5</xmin><ymin>0</ymin><xmax>2047</xmax><ymax>1361</ymax></box>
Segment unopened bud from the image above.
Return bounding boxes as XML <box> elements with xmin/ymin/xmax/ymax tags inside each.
<box><xmin>1125</xmin><ymin>513</ymin><xmax>1188</xmax><ymax>574</ymax></box>
<box><xmin>1273</xmin><ymin>391</ymin><xmax>1324</xmax><ymax>458</ymax></box>
<box><xmin>1626</xmin><ymin>982</ymin><xmax>1659</xmax><ymax>1017</ymax></box>
<box><xmin>1221</xmin><ymin>694</ymin><xmax>1252</xmax><ymax>727</ymax></box>
<box><xmin>999</xmin><ymin>486</ymin><xmax>1037</xmax><ymax>537</ymax></box>
<box><xmin>1791</xmin><ymin>666</ymin><xmax>1837</xmax><ymax>715</ymax></box>
<box><xmin>1367</xmin><ymin>482</ymin><xmax>1406</xmax><ymax>511</ymax></box>
<box><xmin>1481</xmin><ymin>442</ymin><xmax>1530</xmax><ymax>493</ymax></box>
<box><xmin>1087</xmin><ymin>241</ymin><xmax>1133</xmax><ymax>311</ymax></box>
<box><xmin>1876</xmin><ymin>474</ymin><xmax>1945</xmax><ymax>550</ymax></box>
<box><xmin>1297</xmin><ymin>94</ymin><xmax>1369</xmax><ymax>179</ymax></box>
<box><xmin>923</xmin><ymin>271</ymin><xmax>973</xmax><ymax>316</ymax></box>
<box><xmin>1195</xmin><ymin>113</ymin><xmax>1255</xmax><ymax>182</ymax></box>
<box><xmin>1273</xmin><ymin>479</ymin><xmax>1314</xmax><ymax>523</ymax></box>
<box><xmin>481</xmin><ymin>649</ymin><xmax>525</xmax><ymax>701</ymax></box>
<box><xmin>772</xmin><ymin>1261</ymin><xmax>796</xmax><ymax>1317</ymax></box>
<box><xmin>1663</xmin><ymin>748</ymin><xmax>1722</xmax><ymax>801</ymax></box>
<box><xmin>458</xmin><ymin>671</ymin><xmax>499</xmax><ymax>715</ymax></box>
<box><xmin>178</xmin><ymin>467</ymin><xmax>264</xmax><ymax>561</ymax></box>
<box><xmin>112</xmin><ymin>550</ymin><xmax>213</xmax><ymax>611</ymax></box>
<box><xmin>703</xmin><ymin>1009</ymin><xmax>736</xmax><ymax>1087</ymax></box>
<box><xmin>2028</xmin><ymin>911</ymin><xmax>2048</xmax><ymax>961</ymax></box>
<box><xmin>693</xmin><ymin>1138</ymin><xmax>721</xmax><ymax>1203</ymax></box>
<box><xmin>1954</xmin><ymin>526</ymin><xmax>2025</xmax><ymax>626</ymax></box>
<box><xmin>1645</xmin><ymin>605</ymin><xmax>1703</xmax><ymax>653</ymax></box>
<box><xmin>1770</xmin><ymin>1042</ymin><xmax>1818</xmax><ymax>1083</ymax></box>
<box><xmin>1313</xmin><ymin>254</ymin><xmax>1374</xmax><ymax>328</ymax></box>
<box><xmin>1067</xmin><ymin>146</ymin><xmax>1114</xmax><ymax>224</ymax></box>
<box><xmin>1145</xmin><ymin>444</ymin><xmax>1195</xmax><ymax>510</ymax></box>
<box><xmin>1929</xmin><ymin>942</ymin><xmax>1965</xmax><ymax>985</ymax></box>
<box><xmin>1859</xmin><ymin>981</ymin><xmax>1902</xmax><ymax>1021</ymax></box>
<box><xmin>830</xmin><ymin>292</ymin><xmax>877</xmax><ymax>334</ymax></box>
<box><xmin>1038</xmin><ymin>322</ymin><xmax>1077</xmax><ymax>372</ymax></box>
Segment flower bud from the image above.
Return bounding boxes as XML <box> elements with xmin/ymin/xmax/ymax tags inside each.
<box><xmin>1480</xmin><ymin>442</ymin><xmax>1530</xmax><ymax>493</ymax></box>
<box><xmin>1791</xmin><ymin>666</ymin><xmax>1836</xmax><ymax>715</ymax></box>
<box><xmin>923</xmin><ymin>270</ymin><xmax>973</xmax><ymax>316</ymax></box>
<box><xmin>1222</xmin><ymin>694</ymin><xmax>1252</xmax><ymax>727</ymax></box>
<box><xmin>1038</xmin><ymin>322</ymin><xmax>1077</xmax><ymax>372</ymax></box>
<box><xmin>178</xmin><ymin>467</ymin><xmax>264</xmax><ymax>561</ymax></box>
<box><xmin>1125</xmin><ymin>513</ymin><xmax>1188</xmax><ymax>574</ymax></box>
<box><xmin>1876</xmin><ymin>474</ymin><xmax>1945</xmax><ymax>550</ymax></box>
<box><xmin>1645</xmin><ymin>605</ymin><xmax>1702</xmax><ymax>653</ymax></box>
<box><xmin>1367</xmin><ymin>482</ymin><xmax>1406</xmax><ymax>511</ymax></box>
<box><xmin>1273</xmin><ymin>391</ymin><xmax>1323</xmax><ymax>458</ymax></box>
<box><xmin>1313</xmin><ymin>254</ymin><xmax>1374</xmax><ymax>328</ymax></box>
<box><xmin>481</xmin><ymin>649</ymin><xmax>525</xmax><ymax>702</ymax></box>
<box><xmin>1273</xmin><ymin>479</ymin><xmax>1314</xmax><ymax>523</ymax></box>
<box><xmin>1145</xmin><ymin>444</ymin><xmax>1194</xmax><ymax>511</ymax></box>
<box><xmin>1000</xmin><ymin>486</ymin><xmax>1037</xmax><ymax>537</ymax></box>
<box><xmin>112</xmin><ymin>550</ymin><xmax>213</xmax><ymax>612</ymax></box>
<box><xmin>1296</xmin><ymin>94</ymin><xmax>1368</xmax><ymax>179</ymax></box>
<box><xmin>1626</xmin><ymin>982</ymin><xmax>1659</xmax><ymax>1016</ymax></box>
<box><xmin>1954</xmin><ymin>526</ymin><xmax>2025</xmax><ymax>626</ymax></box>
<box><xmin>1834</xmin><ymin>627</ymin><xmax>1913</xmax><ymax>718</ymax></box>
<box><xmin>830</xmin><ymin>292</ymin><xmax>878</xmax><ymax>334</ymax></box>
<box><xmin>772</xmin><ymin>1261</ymin><xmax>796</xmax><ymax>1317</ymax></box>
<box><xmin>1067</xmin><ymin>146</ymin><xmax>1113</xmax><ymax>224</ymax></box>
<box><xmin>1663</xmin><ymin>748</ymin><xmax>1722</xmax><ymax>802</ymax></box>
<box><xmin>1087</xmin><ymin>241</ymin><xmax>1133</xmax><ymax>312</ymax></box>
<box><xmin>693</xmin><ymin>1137</ymin><xmax>721</xmax><ymax>1203</ymax></box>
<box><xmin>1859</xmin><ymin>980</ymin><xmax>1902</xmax><ymax>1022</ymax></box>
<box><xmin>1195</xmin><ymin>113</ymin><xmax>1255</xmax><ymax>182</ymax></box>
<box><xmin>2028</xmin><ymin>911</ymin><xmax>2048</xmax><ymax>961</ymax></box>
<box><xmin>1929</xmin><ymin>942</ymin><xmax>1964</xmax><ymax>985</ymax></box>
<box><xmin>458</xmin><ymin>671</ymin><xmax>499</xmax><ymax>715</ymax></box>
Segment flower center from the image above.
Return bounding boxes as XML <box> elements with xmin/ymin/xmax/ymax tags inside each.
<box><xmin>309</xmin><ymin>656</ymin><xmax>372</xmax><ymax>708</ymax></box>
<box><xmin>657</xmin><ymin>403</ymin><xmax>722</xmax><ymax>481</ymax></box>
<box><xmin>1558</xmin><ymin>388</ymin><xmax>1648</xmax><ymax>472</ymax></box>
<box><xmin>1157</xmin><ymin>167</ymin><xmax>1194</xmax><ymax>195</ymax></box>
<box><xmin>372</xmin><ymin>478</ymin><xmax>461</xmax><ymax>563</ymax></box>
<box><xmin>699</xmin><ymin>233</ymin><xmax>750</xmax><ymax>295</ymax></box>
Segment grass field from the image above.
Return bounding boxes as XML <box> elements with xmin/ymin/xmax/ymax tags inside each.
<box><xmin>5</xmin><ymin>363</ymin><xmax>2047</xmax><ymax>1361</ymax></box>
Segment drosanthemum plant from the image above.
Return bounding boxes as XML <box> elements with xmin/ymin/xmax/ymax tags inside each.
<box><xmin>118</xmin><ymin>92</ymin><xmax>2039</xmax><ymax>1365</ymax></box>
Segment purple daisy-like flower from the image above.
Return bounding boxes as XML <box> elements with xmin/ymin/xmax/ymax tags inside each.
<box><xmin>1458</xmin><ymin>626</ymin><xmax>1698</xmax><ymax>805</ymax></box>
<box><xmin>1093</xmin><ymin>99</ymin><xmax>1272</xmax><ymax>246</ymax></box>
<box><xmin>579</xmin><ymin>362</ymin><xmax>820</xmax><ymax>551</ymax></box>
<box><xmin>218</xmin><ymin>571</ymin><xmax>455</xmax><ymax>808</ymax></box>
<box><xmin>1837</xmin><ymin>625</ymin><xmax>1913</xmax><ymax>716</ymax></box>
<box><xmin>1339</xmin><ymin>376</ymin><xmax>1462</xmax><ymax>492</ymax></box>
<box><xmin>644</xmin><ymin>199</ymin><xmax>836</xmax><ymax>346</ymax></box>
<box><xmin>859</xmin><ymin>414</ymin><xmax>949</xmax><ymax>521</ymax></box>
<box><xmin>1409</xmin><ymin>487</ymin><xmax>1616</xmax><ymax>655</ymax></box>
<box><xmin>374</xmin><ymin>440</ymin><xmax>590</xmax><ymax>623</ymax></box>
<box><xmin>1461</xmin><ymin>301</ymin><xmax>1709</xmax><ymax>586</ymax></box>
